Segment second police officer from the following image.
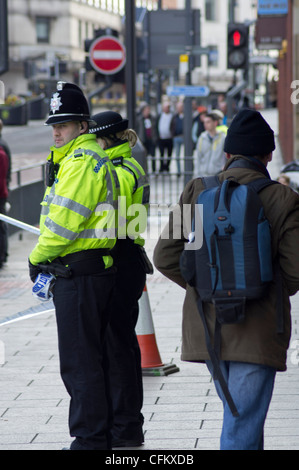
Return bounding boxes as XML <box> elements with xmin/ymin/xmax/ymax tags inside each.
<box><xmin>90</xmin><ymin>111</ymin><xmax>151</xmax><ymax>448</ymax></box>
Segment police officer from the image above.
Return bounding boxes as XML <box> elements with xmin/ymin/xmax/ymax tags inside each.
<box><xmin>28</xmin><ymin>83</ymin><xmax>120</xmax><ymax>450</ymax></box>
<box><xmin>90</xmin><ymin>111</ymin><xmax>151</xmax><ymax>447</ymax></box>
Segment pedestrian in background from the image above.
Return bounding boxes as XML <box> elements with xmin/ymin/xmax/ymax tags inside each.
<box><xmin>171</xmin><ymin>101</ymin><xmax>184</xmax><ymax>176</ymax></box>
<box><xmin>191</xmin><ymin>107</ymin><xmax>207</xmax><ymax>150</ymax></box>
<box><xmin>194</xmin><ymin>112</ymin><xmax>226</xmax><ymax>177</ymax></box>
<box><xmin>153</xmin><ymin>109</ymin><xmax>299</xmax><ymax>450</ymax></box>
<box><xmin>0</xmin><ymin>119</ymin><xmax>12</xmax><ymax>190</ymax></box>
<box><xmin>28</xmin><ymin>82</ymin><xmax>120</xmax><ymax>450</ymax></box>
<box><xmin>137</xmin><ymin>104</ymin><xmax>158</xmax><ymax>173</ymax></box>
<box><xmin>91</xmin><ymin>111</ymin><xmax>152</xmax><ymax>448</ymax></box>
<box><xmin>0</xmin><ymin>119</ymin><xmax>12</xmax><ymax>268</ymax></box>
<box><xmin>0</xmin><ymin>144</ymin><xmax>9</xmax><ymax>269</ymax></box>
<box><xmin>277</xmin><ymin>173</ymin><xmax>290</xmax><ymax>186</ymax></box>
<box><xmin>156</xmin><ymin>101</ymin><xmax>173</xmax><ymax>173</ymax></box>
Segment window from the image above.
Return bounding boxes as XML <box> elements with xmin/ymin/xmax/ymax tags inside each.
<box><xmin>36</xmin><ymin>17</ymin><xmax>50</xmax><ymax>43</ymax></box>
<box><xmin>208</xmin><ymin>46</ymin><xmax>218</xmax><ymax>67</ymax></box>
<box><xmin>78</xmin><ymin>20</ymin><xmax>82</xmax><ymax>47</ymax></box>
<box><xmin>205</xmin><ymin>0</ymin><xmax>217</xmax><ymax>21</ymax></box>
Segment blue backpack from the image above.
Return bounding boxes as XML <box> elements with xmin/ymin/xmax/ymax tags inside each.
<box><xmin>180</xmin><ymin>175</ymin><xmax>282</xmax><ymax>417</ymax></box>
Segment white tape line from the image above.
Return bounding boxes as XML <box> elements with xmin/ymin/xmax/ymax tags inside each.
<box><xmin>0</xmin><ymin>308</ymin><xmax>55</xmax><ymax>326</ymax></box>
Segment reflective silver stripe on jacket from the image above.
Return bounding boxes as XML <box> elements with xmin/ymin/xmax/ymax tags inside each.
<box><xmin>80</xmin><ymin>227</ymin><xmax>116</xmax><ymax>239</ymax></box>
<box><xmin>40</xmin><ymin>190</ymin><xmax>92</xmax><ymax>219</ymax></box>
<box><xmin>51</xmin><ymin>195</ymin><xmax>92</xmax><ymax>218</ymax></box>
<box><xmin>124</xmin><ymin>160</ymin><xmax>149</xmax><ymax>188</ymax></box>
<box><xmin>44</xmin><ymin>218</ymin><xmax>78</xmax><ymax>241</ymax></box>
<box><xmin>40</xmin><ymin>185</ymin><xmax>56</xmax><ymax>216</ymax></box>
<box><xmin>84</xmin><ymin>148</ymin><xmax>120</xmax><ymax>207</ymax></box>
<box><xmin>123</xmin><ymin>160</ymin><xmax>144</xmax><ymax>178</ymax></box>
<box><xmin>123</xmin><ymin>160</ymin><xmax>149</xmax><ymax>190</ymax></box>
<box><xmin>44</xmin><ymin>217</ymin><xmax>115</xmax><ymax>240</ymax></box>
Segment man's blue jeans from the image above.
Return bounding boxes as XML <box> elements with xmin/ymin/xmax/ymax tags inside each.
<box><xmin>206</xmin><ymin>360</ymin><xmax>276</xmax><ymax>450</ymax></box>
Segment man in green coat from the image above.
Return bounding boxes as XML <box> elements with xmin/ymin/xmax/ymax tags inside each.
<box><xmin>153</xmin><ymin>109</ymin><xmax>299</xmax><ymax>450</ymax></box>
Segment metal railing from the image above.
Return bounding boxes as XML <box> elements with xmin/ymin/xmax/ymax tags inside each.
<box><xmin>7</xmin><ymin>163</ymin><xmax>47</xmax><ymax>235</ymax></box>
<box><xmin>10</xmin><ymin>162</ymin><xmax>47</xmax><ymax>189</ymax></box>
<box><xmin>147</xmin><ymin>155</ymin><xmax>194</xmax><ymax>207</ymax></box>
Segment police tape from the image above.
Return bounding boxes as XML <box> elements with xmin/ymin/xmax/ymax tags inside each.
<box><xmin>0</xmin><ymin>213</ymin><xmax>40</xmax><ymax>235</ymax></box>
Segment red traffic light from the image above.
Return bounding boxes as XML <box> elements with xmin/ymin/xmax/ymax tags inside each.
<box><xmin>227</xmin><ymin>23</ymin><xmax>249</xmax><ymax>70</ymax></box>
<box><xmin>229</xmin><ymin>28</ymin><xmax>245</xmax><ymax>47</ymax></box>
<box><xmin>232</xmin><ymin>30</ymin><xmax>241</xmax><ymax>47</ymax></box>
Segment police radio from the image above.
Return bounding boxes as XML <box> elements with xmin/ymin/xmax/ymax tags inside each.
<box><xmin>46</xmin><ymin>151</ymin><xmax>60</xmax><ymax>187</ymax></box>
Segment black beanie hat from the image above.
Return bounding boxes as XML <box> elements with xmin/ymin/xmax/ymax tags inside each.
<box><xmin>89</xmin><ymin>111</ymin><xmax>129</xmax><ymax>137</ymax></box>
<box><xmin>224</xmin><ymin>109</ymin><xmax>276</xmax><ymax>156</ymax></box>
<box><xmin>45</xmin><ymin>82</ymin><xmax>95</xmax><ymax>126</ymax></box>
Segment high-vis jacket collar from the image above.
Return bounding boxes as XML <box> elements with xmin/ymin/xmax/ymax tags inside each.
<box><xmin>49</xmin><ymin>134</ymin><xmax>98</xmax><ymax>163</ymax></box>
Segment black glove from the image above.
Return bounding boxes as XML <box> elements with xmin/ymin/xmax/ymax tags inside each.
<box><xmin>28</xmin><ymin>259</ymin><xmax>42</xmax><ymax>283</ymax></box>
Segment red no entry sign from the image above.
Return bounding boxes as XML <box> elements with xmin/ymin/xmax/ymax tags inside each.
<box><xmin>89</xmin><ymin>36</ymin><xmax>126</xmax><ymax>75</ymax></box>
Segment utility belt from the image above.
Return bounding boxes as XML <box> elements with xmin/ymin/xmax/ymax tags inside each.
<box><xmin>38</xmin><ymin>248</ymin><xmax>111</xmax><ymax>278</ymax></box>
<box><xmin>111</xmin><ymin>238</ymin><xmax>154</xmax><ymax>275</ymax></box>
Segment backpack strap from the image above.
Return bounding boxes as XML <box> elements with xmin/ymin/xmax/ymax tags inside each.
<box><xmin>202</xmin><ymin>175</ymin><xmax>221</xmax><ymax>190</ymax></box>
<box><xmin>247</xmin><ymin>178</ymin><xmax>283</xmax><ymax>334</ymax></box>
<box><xmin>247</xmin><ymin>178</ymin><xmax>279</xmax><ymax>193</ymax></box>
<box><xmin>196</xmin><ymin>297</ymin><xmax>239</xmax><ymax>418</ymax></box>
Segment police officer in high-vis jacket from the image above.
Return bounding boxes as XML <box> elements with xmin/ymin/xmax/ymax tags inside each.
<box><xmin>28</xmin><ymin>83</ymin><xmax>120</xmax><ymax>450</ymax></box>
<box><xmin>90</xmin><ymin>111</ymin><xmax>151</xmax><ymax>448</ymax></box>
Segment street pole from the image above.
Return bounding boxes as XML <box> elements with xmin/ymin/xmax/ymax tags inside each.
<box><xmin>229</xmin><ymin>0</ymin><xmax>236</xmax><ymax>22</ymax></box>
<box><xmin>184</xmin><ymin>0</ymin><xmax>194</xmax><ymax>186</ymax></box>
<box><xmin>125</xmin><ymin>0</ymin><xmax>137</xmax><ymax>129</ymax></box>
<box><xmin>0</xmin><ymin>0</ymin><xmax>9</xmax><ymax>75</ymax></box>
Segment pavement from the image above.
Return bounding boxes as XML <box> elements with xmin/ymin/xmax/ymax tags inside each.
<box><xmin>1</xmin><ymin>108</ymin><xmax>299</xmax><ymax>451</ymax></box>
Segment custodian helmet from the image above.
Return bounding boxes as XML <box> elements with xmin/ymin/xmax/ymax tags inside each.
<box><xmin>45</xmin><ymin>81</ymin><xmax>95</xmax><ymax>126</ymax></box>
<box><xmin>89</xmin><ymin>111</ymin><xmax>129</xmax><ymax>137</ymax></box>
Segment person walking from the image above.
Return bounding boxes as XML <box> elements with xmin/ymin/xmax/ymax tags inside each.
<box><xmin>0</xmin><ymin>144</ymin><xmax>9</xmax><ymax>269</ymax></box>
<box><xmin>194</xmin><ymin>112</ymin><xmax>226</xmax><ymax>177</ymax></box>
<box><xmin>28</xmin><ymin>82</ymin><xmax>120</xmax><ymax>450</ymax></box>
<box><xmin>0</xmin><ymin>119</ymin><xmax>12</xmax><ymax>190</ymax></box>
<box><xmin>156</xmin><ymin>101</ymin><xmax>173</xmax><ymax>172</ymax></box>
<box><xmin>137</xmin><ymin>104</ymin><xmax>158</xmax><ymax>173</ymax></box>
<box><xmin>90</xmin><ymin>111</ymin><xmax>151</xmax><ymax>448</ymax></box>
<box><xmin>191</xmin><ymin>107</ymin><xmax>207</xmax><ymax>150</ymax></box>
<box><xmin>0</xmin><ymin>119</ymin><xmax>12</xmax><ymax>267</ymax></box>
<box><xmin>171</xmin><ymin>101</ymin><xmax>184</xmax><ymax>176</ymax></box>
<box><xmin>153</xmin><ymin>109</ymin><xmax>299</xmax><ymax>450</ymax></box>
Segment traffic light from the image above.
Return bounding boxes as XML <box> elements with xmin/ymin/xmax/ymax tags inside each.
<box><xmin>227</xmin><ymin>23</ymin><xmax>249</xmax><ymax>70</ymax></box>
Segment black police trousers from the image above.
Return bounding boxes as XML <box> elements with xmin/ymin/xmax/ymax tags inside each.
<box><xmin>53</xmin><ymin>262</ymin><xmax>116</xmax><ymax>450</ymax></box>
<box><xmin>105</xmin><ymin>240</ymin><xmax>146</xmax><ymax>443</ymax></box>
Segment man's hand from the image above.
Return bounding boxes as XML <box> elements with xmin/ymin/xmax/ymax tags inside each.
<box><xmin>28</xmin><ymin>259</ymin><xmax>42</xmax><ymax>283</ymax></box>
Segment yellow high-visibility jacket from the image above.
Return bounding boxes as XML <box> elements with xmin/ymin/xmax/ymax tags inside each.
<box><xmin>105</xmin><ymin>141</ymin><xmax>150</xmax><ymax>246</ymax></box>
<box><xmin>29</xmin><ymin>134</ymin><xmax>120</xmax><ymax>268</ymax></box>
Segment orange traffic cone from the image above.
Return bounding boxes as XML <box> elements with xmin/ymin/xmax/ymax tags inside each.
<box><xmin>136</xmin><ymin>284</ymin><xmax>179</xmax><ymax>376</ymax></box>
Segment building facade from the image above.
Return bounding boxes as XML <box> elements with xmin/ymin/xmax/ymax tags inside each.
<box><xmin>184</xmin><ymin>0</ymin><xmax>258</xmax><ymax>92</ymax></box>
<box><xmin>3</xmin><ymin>0</ymin><xmax>259</xmax><ymax>97</ymax></box>
<box><xmin>2</xmin><ymin>0</ymin><xmax>122</xmax><ymax>95</ymax></box>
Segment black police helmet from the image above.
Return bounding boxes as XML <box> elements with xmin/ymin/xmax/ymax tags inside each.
<box><xmin>45</xmin><ymin>82</ymin><xmax>95</xmax><ymax>126</ymax></box>
<box><xmin>89</xmin><ymin>111</ymin><xmax>129</xmax><ymax>137</ymax></box>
